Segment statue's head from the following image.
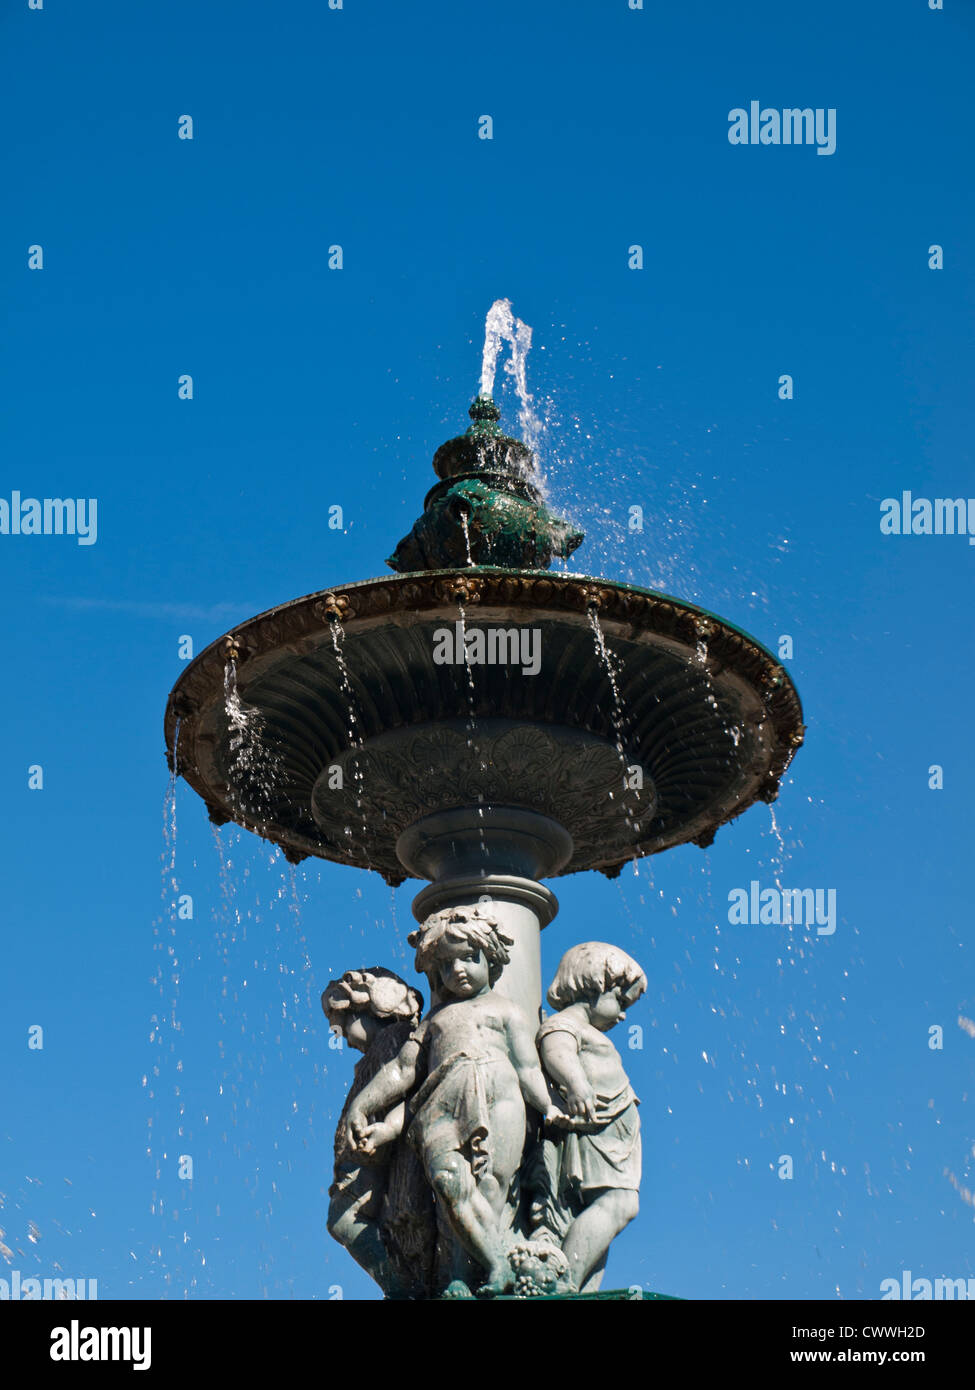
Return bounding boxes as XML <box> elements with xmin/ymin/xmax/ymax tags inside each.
<box><xmin>409</xmin><ymin>905</ymin><xmax>513</xmax><ymax>995</ymax></box>
<box><xmin>321</xmin><ymin>967</ymin><xmax>423</xmax><ymax>1051</ymax></box>
<box><xmin>547</xmin><ymin>942</ymin><xmax>647</xmax><ymax>1030</ymax></box>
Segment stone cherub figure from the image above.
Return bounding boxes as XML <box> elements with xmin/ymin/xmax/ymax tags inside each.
<box><xmin>532</xmin><ymin>941</ymin><xmax>647</xmax><ymax>1293</ymax></box>
<box><xmin>346</xmin><ymin>905</ymin><xmax>562</xmax><ymax>1296</ymax></box>
<box><xmin>322</xmin><ymin>967</ymin><xmax>434</xmax><ymax>1298</ymax></box>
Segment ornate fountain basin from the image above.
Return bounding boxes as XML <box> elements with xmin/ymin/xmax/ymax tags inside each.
<box><xmin>164</xmin><ymin>568</ymin><xmax>804</xmax><ymax>885</ymax></box>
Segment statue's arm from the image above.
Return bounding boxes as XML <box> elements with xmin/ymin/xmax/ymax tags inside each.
<box><xmin>347</xmin><ymin>1036</ymin><xmax>422</xmax><ymax>1146</ymax></box>
<box><xmin>539</xmin><ymin>1029</ymin><xmax>597</xmax><ymax>1121</ymax></box>
<box><xmin>355</xmin><ymin>1099</ymin><xmax>407</xmax><ymax>1155</ymax></box>
<box><xmin>505</xmin><ymin>1005</ymin><xmax>562</xmax><ymax>1120</ymax></box>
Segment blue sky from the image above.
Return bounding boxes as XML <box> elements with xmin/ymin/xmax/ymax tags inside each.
<box><xmin>2</xmin><ymin>0</ymin><xmax>973</xmax><ymax>1300</ymax></box>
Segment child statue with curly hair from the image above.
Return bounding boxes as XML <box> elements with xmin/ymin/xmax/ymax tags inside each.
<box><xmin>323</xmin><ymin>967</ymin><xmax>433</xmax><ymax>1298</ymax></box>
<box><xmin>532</xmin><ymin>941</ymin><xmax>647</xmax><ymax>1293</ymax></box>
<box><xmin>346</xmin><ymin>905</ymin><xmax>561</xmax><ymax>1296</ymax></box>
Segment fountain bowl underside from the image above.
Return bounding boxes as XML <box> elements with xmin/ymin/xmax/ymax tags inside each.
<box><xmin>164</xmin><ymin>569</ymin><xmax>804</xmax><ymax>885</ymax></box>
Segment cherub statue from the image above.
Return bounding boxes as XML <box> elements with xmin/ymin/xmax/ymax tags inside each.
<box><xmin>323</xmin><ymin>967</ymin><xmax>434</xmax><ymax>1298</ymax></box>
<box><xmin>532</xmin><ymin>941</ymin><xmax>647</xmax><ymax>1293</ymax></box>
<box><xmin>346</xmin><ymin>905</ymin><xmax>562</xmax><ymax>1296</ymax></box>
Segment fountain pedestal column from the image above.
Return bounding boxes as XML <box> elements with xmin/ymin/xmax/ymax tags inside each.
<box><xmin>397</xmin><ymin>807</ymin><xmax>572</xmax><ymax>1022</ymax></box>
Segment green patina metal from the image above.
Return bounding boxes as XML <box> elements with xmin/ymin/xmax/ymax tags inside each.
<box><xmin>386</xmin><ymin>396</ymin><xmax>584</xmax><ymax>573</ymax></box>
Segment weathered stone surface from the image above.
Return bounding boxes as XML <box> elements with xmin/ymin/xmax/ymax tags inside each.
<box><xmin>345</xmin><ymin>905</ymin><xmax>563</xmax><ymax>1297</ymax></box>
<box><xmin>322</xmin><ymin>969</ymin><xmax>434</xmax><ymax>1298</ymax></box>
<box><xmin>531</xmin><ymin>943</ymin><xmax>647</xmax><ymax>1294</ymax></box>
<box><xmin>326</xmin><ymin>931</ymin><xmax>651</xmax><ymax>1299</ymax></box>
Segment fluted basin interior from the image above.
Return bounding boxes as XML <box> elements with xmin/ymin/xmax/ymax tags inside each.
<box><xmin>165</xmin><ymin>569</ymin><xmax>803</xmax><ymax>885</ymax></box>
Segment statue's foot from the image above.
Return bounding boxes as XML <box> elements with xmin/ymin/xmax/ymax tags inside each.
<box><xmin>475</xmin><ymin>1266</ymin><xmax>512</xmax><ymax>1298</ymax></box>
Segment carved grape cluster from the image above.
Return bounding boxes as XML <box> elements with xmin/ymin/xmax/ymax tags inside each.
<box><xmin>507</xmin><ymin>1240</ymin><xmax>574</xmax><ymax>1298</ymax></box>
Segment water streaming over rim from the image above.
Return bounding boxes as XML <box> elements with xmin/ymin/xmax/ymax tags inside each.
<box><xmin>689</xmin><ymin>631</ymin><xmax>794</xmax><ymax>903</ymax></box>
<box><xmin>460</xmin><ymin>510</ymin><xmax>473</xmax><ymax>567</ymax></box>
<box><xmin>147</xmin><ymin>690</ymin><xmax>328</xmax><ymax>1295</ymax></box>
<box><xmin>223</xmin><ymin>660</ymin><xmax>283</xmax><ymax>828</ymax></box>
<box><xmin>328</xmin><ymin>615</ymin><xmax>371</xmax><ymax>857</ymax></box>
<box><xmin>145</xmin><ymin>810</ymin><xmax>332</xmax><ymax>1296</ymax></box>
<box><xmin>455</xmin><ymin>602</ymin><xmax>489</xmax><ymax>868</ymax></box>
<box><xmin>765</xmin><ymin>802</ymin><xmax>788</xmax><ymax>892</ymax></box>
<box><xmin>586</xmin><ymin>605</ymin><xmax>642</xmax><ymax>846</ymax></box>
<box><xmin>145</xmin><ymin>730</ymin><xmax>207</xmax><ymax>1294</ymax></box>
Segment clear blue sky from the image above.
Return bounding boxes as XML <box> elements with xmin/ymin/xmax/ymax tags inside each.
<box><xmin>2</xmin><ymin>0</ymin><xmax>973</xmax><ymax>1300</ymax></box>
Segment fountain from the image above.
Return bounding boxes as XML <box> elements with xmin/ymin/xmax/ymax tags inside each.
<box><xmin>164</xmin><ymin>313</ymin><xmax>804</xmax><ymax>1299</ymax></box>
